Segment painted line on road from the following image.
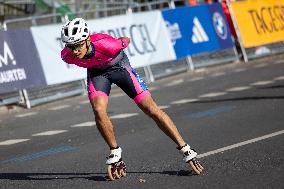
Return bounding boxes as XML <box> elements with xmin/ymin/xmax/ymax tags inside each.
<box><xmin>199</xmin><ymin>92</ymin><xmax>227</xmax><ymax>98</ymax></box>
<box><xmin>250</xmin><ymin>80</ymin><xmax>274</xmax><ymax>86</ymax></box>
<box><xmin>0</xmin><ymin>139</ymin><xmax>30</xmax><ymax>145</ymax></box>
<box><xmin>253</xmin><ymin>63</ymin><xmax>267</xmax><ymax>68</ymax></box>
<box><xmin>110</xmin><ymin>113</ymin><xmax>138</xmax><ymax>119</ymax></box>
<box><xmin>79</xmin><ymin>100</ymin><xmax>89</xmax><ymax>105</ymax></box>
<box><xmin>171</xmin><ymin>99</ymin><xmax>199</xmax><ymax>105</ymax></box>
<box><xmin>32</xmin><ymin>130</ymin><xmax>68</xmax><ymax>136</ymax></box>
<box><xmin>233</xmin><ymin>68</ymin><xmax>246</xmax><ymax>73</ymax></box>
<box><xmin>111</xmin><ymin>93</ymin><xmax>125</xmax><ymax>98</ymax></box>
<box><xmin>148</xmin><ymin>86</ymin><xmax>158</xmax><ymax>91</ymax></box>
<box><xmin>158</xmin><ymin>105</ymin><xmax>171</xmax><ymax>110</ymax></box>
<box><xmin>165</xmin><ymin>79</ymin><xmax>184</xmax><ymax>87</ymax></box>
<box><xmin>274</xmin><ymin>76</ymin><xmax>284</xmax><ymax>80</ymax></box>
<box><xmin>211</xmin><ymin>72</ymin><xmax>225</xmax><ymax>77</ymax></box>
<box><xmin>226</xmin><ymin>86</ymin><xmax>251</xmax><ymax>92</ymax></box>
<box><xmin>198</xmin><ymin>130</ymin><xmax>284</xmax><ymax>158</ymax></box>
<box><xmin>15</xmin><ymin>112</ymin><xmax>37</xmax><ymax>118</ymax></box>
<box><xmin>189</xmin><ymin>105</ymin><xmax>233</xmax><ymax>119</ymax></box>
<box><xmin>48</xmin><ymin>105</ymin><xmax>70</xmax><ymax>111</ymax></box>
<box><xmin>1</xmin><ymin>145</ymin><xmax>76</xmax><ymax>164</ymax></box>
<box><xmin>71</xmin><ymin>121</ymin><xmax>96</xmax><ymax>127</ymax></box>
<box><xmin>188</xmin><ymin>77</ymin><xmax>204</xmax><ymax>82</ymax></box>
<box><xmin>274</xmin><ymin>60</ymin><xmax>284</xmax><ymax>64</ymax></box>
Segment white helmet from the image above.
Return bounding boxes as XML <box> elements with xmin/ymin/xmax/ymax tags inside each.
<box><xmin>61</xmin><ymin>18</ymin><xmax>90</xmax><ymax>45</ymax></box>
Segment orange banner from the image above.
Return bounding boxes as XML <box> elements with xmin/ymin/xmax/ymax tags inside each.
<box><xmin>231</xmin><ymin>0</ymin><xmax>284</xmax><ymax>48</ymax></box>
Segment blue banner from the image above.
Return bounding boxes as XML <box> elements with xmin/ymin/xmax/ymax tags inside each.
<box><xmin>0</xmin><ymin>30</ymin><xmax>46</xmax><ymax>94</ymax></box>
<box><xmin>162</xmin><ymin>4</ymin><xmax>234</xmax><ymax>59</ymax></box>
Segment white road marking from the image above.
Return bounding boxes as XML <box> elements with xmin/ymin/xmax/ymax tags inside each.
<box><xmin>198</xmin><ymin>130</ymin><xmax>284</xmax><ymax>158</ymax></box>
<box><xmin>274</xmin><ymin>60</ymin><xmax>284</xmax><ymax>64</ymax></box>
<box><xmin>0</xmin><ymin>139</ymin><xmax>30</xmax><ymax>145</ymax></box>
<box><xmin>32</xmin><ymin>130</ymin><xmax>68</xmax><ymax>136</ymax></box>
<box><xmin>158</xmin><ymin>105</ymin><xmax>171</xmax><ymax>109</ymax></box>
<box><xmin>15</xmin><ymin>112</ymin><xmax>37</xmax><ymax>118</ymax></box>
<box><xmin>48</xmin><ymin>105</ymin><xmax>70</xmax><ymax>111</ymax></box>
<box><xmin>226</xmin><ymin>86</ymin><xmax>251</xmax><ymax>92</ymax></box>
<box><xmin>233</xmin><ymin>68</ymin><xmax>246</xmax><ymax>73</ymax></box>
<box><xmin>165</xmin><ymin>79</ymin><xmax>184</xmax><ymax>87</ymax></box>
<box><xmin>253</xmin><ymin>63</ymin><xmax>266</xmax><ymax>68</ymax></box>
<box><xmin>111</xmin><ymin>93</ymin><xmax>125</xmax><ymax>98</ymax></box>
<box><xmin>148</xmin><ymin>86</ymin><xmax>158</xmax><ymax>91</ymax></box>
<box><xmin>250</xmin><ymin>80</ymin><xmax>274</xmax><ymax>86</ymax></box>
<box><xmin>79</xmin><ymin>100</ymin><xmax>89</xmax><ymax>105</ymax></box>
<box><xmin>71</xmin><ymin>121</ymin><xmax>96</xmax><ymax>127</ymax></box>
<box><xmin>211</xmin><ymin>72</ymin><xmax>225</xmax><ymax>77</ymax></box>
<box><xmin>199</xmin><ymin>92</ymin><xmax>227</xmax><ymax>98</ymax></box>
<box><xmin>110</xmin><ymin>113</ymin><xmax>138</xmax><ymax>119</ymax></box>
<box><xmin>274</xmin><ymin>76</ymin><xmax>284</xmax><ymax>80</ymax></box>
<box><xmin>188</xmin><ymin>77</ymin><xmax>204</xmax><ymax>82</ymax></box>
<box><xmin>171</xmin><ymin>99</ymin><xmax>199</xmax><ymax>104</ymax></box>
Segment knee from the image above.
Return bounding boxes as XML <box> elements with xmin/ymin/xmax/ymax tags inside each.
<box><xmin>143</xmin><ymin>106</ymin><xmax>160</xmax><ymax>118</ymax></box>
<box><xmin>90</xmin><ymin>99</ymin><xmax>107</xmax><ymax>118</ymax></box>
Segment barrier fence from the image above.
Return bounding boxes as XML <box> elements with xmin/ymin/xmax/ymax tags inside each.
<box><xmin>1</xmin><ymin>0</ymin><xmax>283</xmax><ymax>109</ymax></box>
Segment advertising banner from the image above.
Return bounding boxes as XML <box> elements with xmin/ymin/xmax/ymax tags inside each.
<box><xmin>31</xmin><ymin>24</ymin><xmax>87</xmax><ymax>86</ymax></box>
<box><xmin>231</xmin><ymin>0</ymin><xmax>284</xmax><ymax>48</ymax></box>
<box><xmin>88</xmin><ymin>11</ymin><xmax>176</xmax><ymax>68</ymax></box>
<box><xmin>0</xmin><ymin>30</ymin><xmax>46</xmax><ymax>94</ymax></box>
<box><xmin>31</xmin><ymin>11</ymin><xmax>176</xmax><ymax>85</ymax></box>
<box><xmin>162</xmin><ymin>4</ymin><xmax>234</xmax><ymax>59</ymax></box>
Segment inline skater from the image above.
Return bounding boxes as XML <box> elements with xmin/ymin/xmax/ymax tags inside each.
<box><xmin>60</xmin><ymin>18</ymin><xmax>204</xmax><ymax>180</ymax></box>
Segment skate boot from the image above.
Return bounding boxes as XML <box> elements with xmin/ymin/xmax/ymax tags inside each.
<box><xmin>178</xmin><ymin>144</ymin><xmax>204</xmax><ymax>175</ymax></box>
<box><xmin>106</xmin><ymin>147</ymin><xmax>126</xmax><ymax>181</ymax></box>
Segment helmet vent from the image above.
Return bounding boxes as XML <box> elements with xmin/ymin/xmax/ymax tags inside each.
<box><xmin>72</xmin><ymin>27</ymin><xmax>78</xmax><ymax>35</ymax></box>
<box><xmin>74</xmin><ymin>20</ymin><xmax>80</xmax><ymax>25</ymax></box>
<box><xmin>64</xmin><ymin>28</ymin><xmax>68</xmax><ymax>36</ymax></box>
<box><xmin>84</xmin><ymin>28</ymin><xmax>88</xmax><ymax>33</ymax></box>
<box><xmin>82</xmin><ymin>34</ymin><xmax>86</xmax><ymax>38</ymax></box>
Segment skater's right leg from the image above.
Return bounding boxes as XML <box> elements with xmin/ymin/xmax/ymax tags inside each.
<box><xmin>90</xmin><ymin>96</ymin><xmax>118</xmax><ymax>149</ymax></box>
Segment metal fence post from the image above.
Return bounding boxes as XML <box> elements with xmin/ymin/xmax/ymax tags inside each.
<box><xmin>186</xmin><ymin>56</ymin><xmax>195</xmax><ymax>71</ymax></box>
<box><xmin>226</xmin><ymin>0</ymin><xmax>248</xmax><ymax>62</ymax></box>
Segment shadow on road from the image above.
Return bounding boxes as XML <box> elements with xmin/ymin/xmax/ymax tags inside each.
<box><xmin>0</xmin><ymin>170</ymin><xmax>195</xmax><ymax>182</ymax></box>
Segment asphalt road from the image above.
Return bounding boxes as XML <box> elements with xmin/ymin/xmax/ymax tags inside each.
<box><xmin>0</xmin><ymin>55</ymin><xmax>284</xmax><ymax>189</ymax></box>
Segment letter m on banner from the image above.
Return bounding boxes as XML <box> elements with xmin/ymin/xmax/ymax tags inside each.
<box><xmin>0</xmin><ymin>41</ymin><xmax>16</xmax><ymax>68</ymax></box>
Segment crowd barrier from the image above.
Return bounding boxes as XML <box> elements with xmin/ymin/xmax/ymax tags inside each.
<box><xmin>229</xmin><ymin>0</ymin><xmax>284</xmax><ymax>62</ymax></box>
<box><xmin>1</xmin><ymin>1</ymin><xmax>283</xmax><ymax>108</ymax></box>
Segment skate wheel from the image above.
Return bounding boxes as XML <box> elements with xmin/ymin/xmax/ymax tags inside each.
<box><xmin>107</xmin><ymin>165</ymin><xmax>121</xmax><ymax>181</ymax></box>
<box><xmin>120</xmin><ymin>169</ymin><xmax>126</xmax><ymax>177</ymax></box>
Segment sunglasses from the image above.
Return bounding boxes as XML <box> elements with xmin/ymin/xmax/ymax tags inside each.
<box><xmin>66</xmin><ymin>41</ymin><xmax>86</xmax><ymax>51</ymax></box>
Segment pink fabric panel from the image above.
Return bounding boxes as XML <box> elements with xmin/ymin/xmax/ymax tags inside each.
<box><xmin>127</xmin><ymin>68</ymin><xmax>150</xmax><ymax>104</ymax></box>
<box><xmin>134</xmin><ymin>90</ymin><xmax>151</xmax><ymax>104</ymax></box>
<box><xmin>88</xmin><ymin>79</ymin><xmax>108</xmax><ymax>102</ymax></box>
<box><xmin>127</xmin><ymin>68</ymin><xmax>144</xmax><ymax>95</ymax></box>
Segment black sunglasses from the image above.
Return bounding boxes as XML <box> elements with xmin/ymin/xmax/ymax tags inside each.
<box><xmin>66</xmin><ymin>41</ymin><xmax>86</xmax><ymax>51</ymax></box>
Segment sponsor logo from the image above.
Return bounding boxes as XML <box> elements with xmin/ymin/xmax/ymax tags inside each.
<box><xmin>212</xmin><ymin>12</ymin><xmax>228</xmax><ymax>40</ymax></box>
<box><xmin>191</xmin><ymin>17</ymin><xmax>209</xmax><ymax>43</ymax></box>
<box><xmin>166</xmin><ymin>21</ymin><xmax>182</xmax><ymax>45</ymax></box>
<box><xmin>0</xmin><ymin>41</ymin><xmax>16</xmax><ymax>67</ymax></box>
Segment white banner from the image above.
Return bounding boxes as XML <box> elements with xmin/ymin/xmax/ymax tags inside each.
<box><xmin>31</xmin><ymin>11</ymin><xmax>176</xmax><ymax>85</ymax></box>
<box><xmin>30</xmin><ymin>24</ymin><xmax>86</xmax><ymax>85</ymax></box>
<box><xmin>88</xmin><ymin>11</ymin><xmax>176</xmax><ymax>68</ymax></box>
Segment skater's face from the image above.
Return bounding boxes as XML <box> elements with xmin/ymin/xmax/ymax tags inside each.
<box><xmin>66</xmin><ymin>37</ymin><xmax>91</xmax><ymax>59</ymax></box>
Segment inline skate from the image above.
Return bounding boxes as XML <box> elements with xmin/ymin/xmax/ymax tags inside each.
<box><xmin>178</xmin><ymin>144</ymin><xmax>204</xmax><ymax>174</ymax></box>
<box><xmin>106</xmin><ymin>147</ymin><xmax>126</xmax><ymax>180</ymax></box>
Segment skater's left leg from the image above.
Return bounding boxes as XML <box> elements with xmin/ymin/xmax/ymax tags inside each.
<box><xmin>137</xmin><ymin>95</ymin><xmax>204</xmax><ymax>174</ymax></box>
<box><xmin>137</xmin><ymin>95</ymin><xmax>186</xmax><ymax>147</ymax></box>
